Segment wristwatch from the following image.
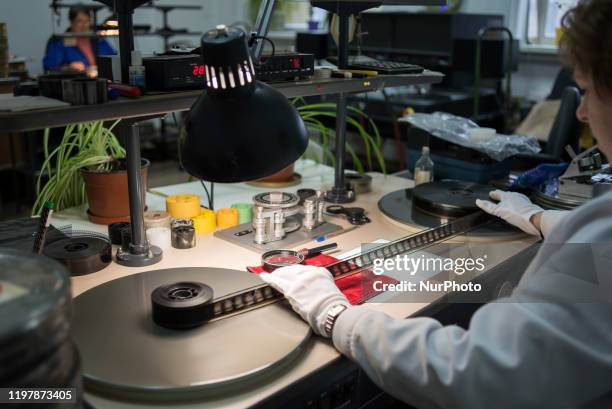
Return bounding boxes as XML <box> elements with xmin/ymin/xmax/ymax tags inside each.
<box><xmin>324</xmin><ymin>303</ymin><xmax>349</xmax><ymax>337</ymax></box>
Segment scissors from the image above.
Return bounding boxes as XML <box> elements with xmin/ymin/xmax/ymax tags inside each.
<box><xmin>326</xmin><ymin>205</ymin><xmax>371</xmax><ymax>225</ymax></box>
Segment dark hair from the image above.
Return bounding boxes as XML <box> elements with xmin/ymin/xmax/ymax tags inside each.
<box><xmin>68</xmin><ymin>7</ymin><xmax>89</xmax><ymax>22</ymax></box>
<box><xmin>560</xmin><ymin>0</ymin><xmax>612</xmax><ymax>96</ymax></box>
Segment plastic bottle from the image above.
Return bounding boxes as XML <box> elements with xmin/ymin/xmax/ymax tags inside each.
<box><xmin>414</xmin><ymin>146</ymin><xmax>434</xmax><ymax>186</ymax></box>
<box><xmin>128</xmin><ymin>50</ymin><xmax>146</xmax><ymax>91</ymax></box>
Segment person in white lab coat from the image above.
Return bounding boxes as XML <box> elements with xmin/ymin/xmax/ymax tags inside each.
<box><xmin>260</xmin><ymin>1</ymin><xmax>612</xmax><ymax>408</ymax></box>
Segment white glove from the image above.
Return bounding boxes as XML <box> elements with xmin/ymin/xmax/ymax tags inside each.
<box><xmin>475</xmin><ymin>190</ymin><xmax>543</xmax><ymax>236</ymax></box>
<box><xmin>259</xmin><ymin>265</ymin><xmax>350</xmax><ymax>337</ymax></box>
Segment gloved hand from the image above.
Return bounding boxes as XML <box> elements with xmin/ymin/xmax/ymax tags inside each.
<box><xmin>259</xmin><ymin>265</ymin><xmax>350</xmax><ymax>337</ymax></box>
<box><xmin>475</xmin><ymin>190</ymin><xmax>543</xmax><ymax>236</ymax></box>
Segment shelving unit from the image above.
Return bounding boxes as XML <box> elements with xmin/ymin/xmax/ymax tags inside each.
<box><xmin>50</xmin><ymin>2</ymin><xmax>203</xmax><ymax>51</ymax></box>
<box><xmin>0</xmin><ymin>72</ymin><xmax>442</xmax><ymax>132</ymax></box>
<box><xmin>138</xmin><ymin>3</ymin><xmax>203</xmax><ymax>50</ymax></box>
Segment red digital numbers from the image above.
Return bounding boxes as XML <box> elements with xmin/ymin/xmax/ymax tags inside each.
<box><xmin>192</xmin><ymin>65</ymin><xmax>205</xmax><ymax>76</ymax></box>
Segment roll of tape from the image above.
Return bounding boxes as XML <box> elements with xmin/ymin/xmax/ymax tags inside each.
<box><xmin>231</xmin><ymin>203</ymin><xmax>253</xmax><ymax>224</ymax></box>
<box><xmin>171</xmin><ymin>225</ymin><xmax>196</xmax><ymax>249</ymax></box>
<box><xmin>192</xmin><ymin>209</ymin><xmax>216</xmax><ymax>234</ymax></box>
<box><xmin>144</xmin><ymin>211</ymin><xmax>171</xmax><ymax>229</ymax></box>
<box><xmin>146</xmin><ymin>227</ymin><xmax>171</xmax><ymax>250</ymax></box>
<box><xmin>217</xmin><ymin>208</ymin><xmax>239</xmax><ymax>229</ymax></box>
<box><xmin>166</xmin><ymin>194</ymin><xmax>201</xmax><ymax>219</ymax></box>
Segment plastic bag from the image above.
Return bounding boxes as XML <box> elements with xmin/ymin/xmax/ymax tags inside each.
<box><xmin>401</xmin><ymin>112</ymin><xmax>541</xmax><ymax>162</ymax></box>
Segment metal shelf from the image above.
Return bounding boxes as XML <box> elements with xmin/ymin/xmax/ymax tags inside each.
<box><xmin>0</xmin><ymin>71</ymin><xmax>443</xmax><ymax>132</ymax></box>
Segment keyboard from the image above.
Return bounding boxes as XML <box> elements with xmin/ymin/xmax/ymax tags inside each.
<box><xmin>327</xmin><ymin>55</ymin><xmax>425</xmax><ymax>75</ymax></box>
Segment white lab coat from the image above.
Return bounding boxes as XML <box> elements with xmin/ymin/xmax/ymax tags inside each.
<box><xmin>332</xmin><ymin>191</ymin><xmax>612</xmax><ymax>409</ymax></box>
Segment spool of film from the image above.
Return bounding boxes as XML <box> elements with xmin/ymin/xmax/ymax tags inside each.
<box><xmin>231</xmin><ymin>203</ymin><xmax>253</xmax><ymax>224</ymax></box>
<box><xmin>171</xmin><ymin>225</ymin><xmax>196</xmax><ymax>249</ymax></box>
<box><xmin>217</xmin><ymin>208</ymin><xmax>239</xmax><ymax>229</ymax></box>
<box><xmin>146</xmin><ymin>227</ymin><xmax>171</xmax><ymax>250</ymax></box>
<box><xmin>192</xmin><ymin>209</ymin><xmax>216</xmax><ymax>234</ymax></box>
<box><xmin>166</xmin><ymin>194</ymin><xmax>201</xmax><ymax>219</ymax></box>
<box><xmin>144</xmin><ymin>211</ymin><xmax>171</xmax><ymax>229</ymax></box>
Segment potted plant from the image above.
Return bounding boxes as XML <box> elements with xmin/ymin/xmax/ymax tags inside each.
<box><xmin>257</xmin><ymin>99</ymin><xmax>386</xmax><ymax>183</ymax></box>
<box><xmin>33</xmin><ymin>121</ymin><xmax>149</xmax><ymax>225</ymax></box>
<box><xmin>297</xmin><ymin>99</ymin><xmax>386</xmax><ymax>174</ymax></box>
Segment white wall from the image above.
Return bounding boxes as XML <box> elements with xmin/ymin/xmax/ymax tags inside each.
<box><xmin>1</xmin><ymin>0</ymin><xmax>561</xmax><ymax>100</ymax></box>
<box><xmin>0</xmin><ymin>0</ymin><xmax>249</xmax><ymax>77</ymax></box>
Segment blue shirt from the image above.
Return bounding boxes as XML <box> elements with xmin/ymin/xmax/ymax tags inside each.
<box><xmin>43</xmin><ymin>37</ymin><xmax>116</xmax><ymax>71</ymax></box>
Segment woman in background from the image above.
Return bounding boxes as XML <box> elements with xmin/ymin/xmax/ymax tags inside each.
<box><xmin>43</xmin><ymin>7</ymin><xmax>116</xmax><ymax>76</ymax></box>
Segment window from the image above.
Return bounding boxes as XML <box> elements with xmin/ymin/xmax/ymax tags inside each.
<box><xmin>526</xmin><ymin>0</ymin><xmax>578</xmax><ymax>45</ymax></box>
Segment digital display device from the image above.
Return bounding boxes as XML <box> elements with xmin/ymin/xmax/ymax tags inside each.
<box><xmin>143</xmin><ymin>54</ymin><xmax>206</xmax><ymax>91</ymax></box>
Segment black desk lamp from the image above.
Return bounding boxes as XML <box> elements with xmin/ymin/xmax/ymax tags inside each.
<box><xmin>117</xmin><ymin>25</ymin><xmax>307</xmax><ymax>267</ymax></box>
<box><xmin>181</xmin><ymin>25</ymin><xmax>309</xmax><ymax>182</ymax></box>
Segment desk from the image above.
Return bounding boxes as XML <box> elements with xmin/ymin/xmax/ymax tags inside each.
<box><xmin>59</xmin><ymin>161</ymin><xmax>536</xmax><ymax>408</ymax></box>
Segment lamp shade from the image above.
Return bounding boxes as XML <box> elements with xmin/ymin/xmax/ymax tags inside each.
<box><xmin>180</xmin><ymin>25</ymin><xmax>309</xmax><ymax>183</ymax></box>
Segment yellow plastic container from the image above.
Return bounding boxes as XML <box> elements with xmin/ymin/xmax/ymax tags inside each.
<box><xmin>166</xmin><ymin>194</ymin><xmax>200</xmax><ymax>218</ymax></box>
<box><xmin>216</xmin><ymin>208</ymin><xmax>239</xmax><ymax>229</ymax></box>
<box><xmin>192</xmin><ymin>209</ymin><xmax>216</xmax><ymax>234</ymax></box>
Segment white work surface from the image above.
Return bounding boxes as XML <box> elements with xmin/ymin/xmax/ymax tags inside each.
<box><xmin>56</xmin><ymin>160</ymin><xmax>535</xmax><ymax>408</ymax></box>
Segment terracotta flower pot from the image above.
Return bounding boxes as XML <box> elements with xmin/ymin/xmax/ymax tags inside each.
<box><xmin>256</xmin><ymin>163</ymin><xmax>295</xmax><ymax>183</ymax></box>
<box><xmin>81</xmin><ymin>159</ymin><xmax>150</xmax><ymax>225</ymax></box>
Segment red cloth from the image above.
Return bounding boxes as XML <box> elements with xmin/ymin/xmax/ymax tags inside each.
<box><xmin>248</xmin><ymin>254</ymin><xmax>398</xmax><ymax>305</ymax></box>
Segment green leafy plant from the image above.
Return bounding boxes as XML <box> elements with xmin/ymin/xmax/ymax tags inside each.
<box><xmin>294</xmin><ymin>98</ymin><xmax>386</xmax><ymax>174</ymax></box>
<box><xmin>33</xmin><ymin>121</ymin><xmax>124</xmax><ymax>215</ymax></box>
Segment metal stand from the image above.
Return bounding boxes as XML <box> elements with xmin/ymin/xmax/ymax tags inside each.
<box><xmin>325</xmin><ymin>93</ymin><xmax>355</xmax><ymax>203</ymax></box>
<box><xmin>97</xmin><ymin>0</ymin><xmax>149</xmax><ymax>84</ymax></box>
<box><xmin>323</xmin><ymin>12</ymin><xmax>358</xmax><ymax>203</ymax></box>
<box><xmin>310</xmin><ymin>2</ymin><xmax>381</xmax><ymax>203</ymax></box>
<box><xmin>251</xmin><ymin>0</ymin><xmax>276</xmax><ymax>62</ymax></box>
<box><xmin>116</xmin><ymin>122</ymin><xmax>162</xmax><ymax>267</ymax></box>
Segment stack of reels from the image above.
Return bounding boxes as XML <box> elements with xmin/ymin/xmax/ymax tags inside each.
<box><xmin>0</xmin><ymin>250</ymin><xmax>82</xmax><ymax>408</ymax></box>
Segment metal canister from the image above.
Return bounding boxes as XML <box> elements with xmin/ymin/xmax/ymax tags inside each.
<box><xmin>170</xmin><ymin>220</ymin><xmax>196</xmax><ymax>249</ymax></box>
<box><xmin>303</xmin><ymin>197</ymin><xmax>317</xmax><ymax>231</ymax></box>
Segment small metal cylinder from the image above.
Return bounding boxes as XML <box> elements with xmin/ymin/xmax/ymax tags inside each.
<box><xmin>303</xmin><ymin>198</ymin><xmax>316</xmax><ymax>231</ymax></box>
<box><xmin>316</xmin><ymin>191</ymin><xmax>325</xmax><ymax>224</ymax></box>
<box><xmin>171</xmin><ymin>218</ymin><xmax>194</xmax><ymax>228</ymax></box>
<box><xmin>253</xmin><ymin>206</ymin><xmax>267</xmax><ymax>245</ymax></box>
<box><xmin>273</xmin><ymin>211</ymin><xmax>285</xmax><ymax>240</ymax></box>
<box><xmin>171</xmin><ymin>225</ymin><xmax>196</xmax><ymax>249</ymax></box>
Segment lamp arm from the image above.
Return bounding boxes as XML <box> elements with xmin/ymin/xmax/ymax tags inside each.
<box><xmin>251</xmin><ymin>0</ymin><xmax>276</xmax><ymax>62</ymax></box>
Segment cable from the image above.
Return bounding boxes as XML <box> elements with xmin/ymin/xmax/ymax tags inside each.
<box><xmin>200</xmin><ymin>180</ymin><xmax>211</xmax><ymax>210</ymax></box>
<box><xmin>210</xmin><ymin>183</ymin><xmax>214</xmax><ymax>211</ymax></box>
<box><xmin>199</xmin><ymin>180</ymin><xmax>215</xmax><ymax>211</ymax></box>
<box><xmin>252</xmin><ymin>35</ymin><xmax>275</xmax><ymax>65</ymax></box>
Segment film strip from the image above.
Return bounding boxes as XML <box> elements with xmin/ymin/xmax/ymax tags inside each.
<box><xmin>202</xmin><ymin>211</ymin><xmax>495</xmax><ymax>323</ymax></box>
